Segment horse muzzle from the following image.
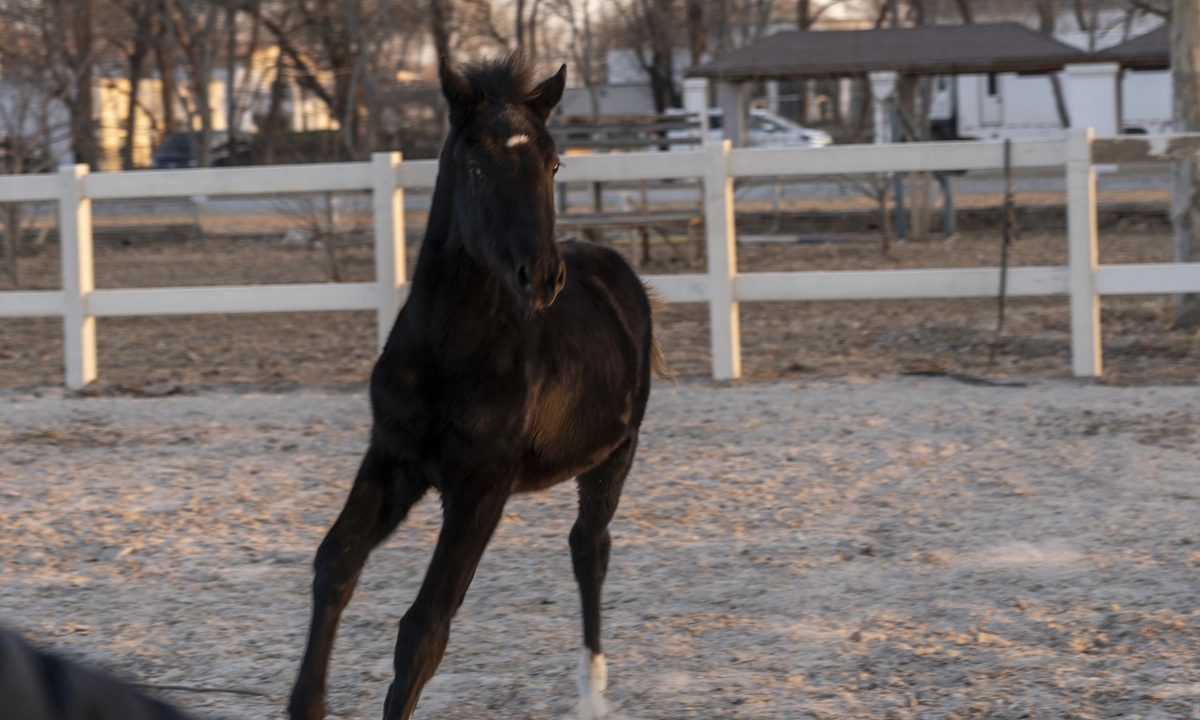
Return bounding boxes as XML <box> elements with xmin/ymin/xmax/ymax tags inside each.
<box><xmin>513</xmin><ymin>256</ymin><xmax>566</xmax><ymax>311</ymax></box>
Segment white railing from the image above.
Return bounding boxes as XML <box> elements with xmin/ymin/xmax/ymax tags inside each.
<box><xmin>2</xmin><ymin>128</ymin><xmax>1198</xmax><ymax>388</ymax></box>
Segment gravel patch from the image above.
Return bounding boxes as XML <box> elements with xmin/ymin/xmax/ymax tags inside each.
<box><xmin>2</xmin><ymin>378</ymin><xmax>1199</xmax><ymax>719</ymax></box>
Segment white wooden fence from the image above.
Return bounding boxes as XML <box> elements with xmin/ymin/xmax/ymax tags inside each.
<box><xmin>2</xmin><ymin>127</ymin><xmax>1198</xmax><ymax>388</ymax></box>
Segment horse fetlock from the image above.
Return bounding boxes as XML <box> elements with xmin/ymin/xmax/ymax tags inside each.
<box><xmin>577</xmin><ymin>650</ymin><xmax>608</xmax><ymax>718</ymax></box>
<box><xmin>286</xmin><ymin>685</ymin><xmax>325</xmax><ymax>720</ymax></box>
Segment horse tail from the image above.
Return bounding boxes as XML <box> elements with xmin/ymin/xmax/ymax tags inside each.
<box><xmin>643</xmin><ymin>284</ymin><xmax>676</xmax><ymax>383</ymax></box>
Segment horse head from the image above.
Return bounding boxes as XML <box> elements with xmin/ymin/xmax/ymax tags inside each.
<box><xmin>439</xmin><ymin>53</ymin><xmax>567</xmax><ymax>311</ymax></box>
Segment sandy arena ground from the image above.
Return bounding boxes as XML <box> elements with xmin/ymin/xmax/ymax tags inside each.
<box><xmin>3</xmin><ymin>378</ymin><xmax>1200</xmax><ymax>719</ymax></box>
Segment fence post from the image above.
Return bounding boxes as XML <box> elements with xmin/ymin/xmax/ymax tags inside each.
<box><xmin>59</xmin><ymin>163</ymin><xmax>95</xmax><ymax>389</ymax></box>
<box><xmin>372</xmin><ymin>152</ymin><xmax>405</xmax><ymax>353</ymax></box>
<box><xmin>705</xmin><ymin>139</ymin><xmax>740</xmax><ymax>380</ymax></box>
<box><xmin>1066</xmin><ymin>127</ymin><xmax>1102</xmax><ymax>377</ymax></box>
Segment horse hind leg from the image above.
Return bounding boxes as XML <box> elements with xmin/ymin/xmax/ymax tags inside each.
<box><xmin>570</xmin><ymin>433</ymin><xmax>637</xmax><ymax>719</ymax></box>
<box><xmin>289</xmin><ymin>442</ymin><xmax>427</xmax><ymax>720</ymax></box>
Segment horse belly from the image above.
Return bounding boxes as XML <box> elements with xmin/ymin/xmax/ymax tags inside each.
<box><xmin>517</xmin><ymin>394</ymin><xmax>631</xmax><ymax>492</ymax></box>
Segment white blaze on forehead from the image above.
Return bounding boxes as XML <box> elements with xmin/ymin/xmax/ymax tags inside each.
<box><xmin>506</xmin><ymin>133</ymin><xmax>531</xmax><ymax>147</ymax></box>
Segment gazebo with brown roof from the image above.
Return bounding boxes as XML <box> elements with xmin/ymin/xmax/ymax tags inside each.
<box><xmin>686</xmin><ymin>22</ymin><xmax>1090</xmax><ymax>146</ymax></box>
<box><xmin>689</xmin><ymin>22</ymin><xmax>1087</xmax><ymax>81</ymax></box>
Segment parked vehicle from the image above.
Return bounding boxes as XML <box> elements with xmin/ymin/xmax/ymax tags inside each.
<box><xmin>667</xmin><ymin>108</ymin><xmax>832</xmax><ymax>149</ymax></box>
<box><xmin>150</xmin><ymin>131</ymin><xmax>249</xmax><ymax>168</ymax></box>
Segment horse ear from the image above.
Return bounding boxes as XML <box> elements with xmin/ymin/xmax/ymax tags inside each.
<box><xmin>526</xmin><ymin>64</ymin><xmax>566</xmax><ymax>122</ymax></box>
<box><xmin>439</xmin><ymin>57</ymin><xmax>478</xmax><ymax>120</ymax></box>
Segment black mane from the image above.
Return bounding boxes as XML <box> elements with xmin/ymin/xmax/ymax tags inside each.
<box><xmin>460</xmin><ymin>52</ymin><xmax>536</xmax><ymax>105</ymax></box>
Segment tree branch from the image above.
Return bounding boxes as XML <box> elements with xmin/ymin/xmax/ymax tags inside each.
<box><xmin>1125</xmin><ymin>0</ymin><xmax>1170</xmax><ymax>19</ymax></box>
<box><xmin>237</xmin><ymin>2</ymin><xmax>336</xmax><ymax>109</ymax></box>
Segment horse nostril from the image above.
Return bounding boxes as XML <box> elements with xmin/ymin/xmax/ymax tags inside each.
<box><xmin>516</xmin><ymin>264</ymin><xmax>532</xmax><ymax>290</ymax></box>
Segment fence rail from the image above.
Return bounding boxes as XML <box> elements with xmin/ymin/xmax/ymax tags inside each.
<box><xmin>2</xmin><ymin>129</ymin><xmax>1199</xmax><ymax>388</ymax></box>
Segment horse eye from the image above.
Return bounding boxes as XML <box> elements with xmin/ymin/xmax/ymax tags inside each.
<box><xmin>469</xmin><ymin>165</ymin><xmax>483</xmax><ymax>182</ymax></box>
<box><xmin>552</xmin><ymin>162</ymin><xmax>560</xmax><ymax>175</ymax></box>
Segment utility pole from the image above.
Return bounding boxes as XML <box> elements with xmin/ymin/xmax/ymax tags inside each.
<box><xmin>1172</xmin><ymin>0</ymin><xmax>1200</xmax><ymax>326</ymax></box>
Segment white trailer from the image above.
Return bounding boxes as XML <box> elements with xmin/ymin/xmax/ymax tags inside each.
<box><xmin>943</xmin><ymin>67</ymin><xmax>1172</xmax><ymax>141</ymax></box>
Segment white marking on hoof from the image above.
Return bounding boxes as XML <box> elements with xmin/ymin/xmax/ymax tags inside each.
<box><xmin>506</xmin><ymin>133</ymin><xmax>531</xmax><ymax>147</ymax></box>
<box><xmin>577</xmin><ymin>650</ymin><xmax>608</xmax><ymax>718</ymax></box>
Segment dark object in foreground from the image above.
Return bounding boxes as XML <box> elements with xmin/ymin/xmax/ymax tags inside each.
<box><xmin>288</xmin><ymin>53</ymin><xmax>670</xmax><ymax>720</ymax></box>
<box><xmin>0</xmin><ymin>625</ymin><xmax>192</xmax><ymax>720</ymax></box>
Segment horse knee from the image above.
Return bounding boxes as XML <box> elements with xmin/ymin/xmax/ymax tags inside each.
<box><xmin>311</xmin><ymin>538</ymin><xmax>364</xmax><ymax>604</ymax></box>
<box><xmin>570</xmin><ymin>523</ymin><xmax>611</xmax><ymax>564</ymax></box>
<box><xmin>395</xmin><ymin>608</ymin><xmax>452</xmax><ymax>661</ymax></box>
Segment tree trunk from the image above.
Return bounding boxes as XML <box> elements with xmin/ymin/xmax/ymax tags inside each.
<box><xmin>156</xmin><ymin>42</ymin><xmax>176</xmax><ymax>139</ymax></box>
<box><xmin>263</xmin><ymin>49</ymin><xmax>287</xmax><ymax>164</ymax></box>
<box><xmin>527</xmin><ymin>0</ymin><xmax>541</xmax><ymax>61</ymax></box>
<box><xmin>797</xmin><ymin>1</ymin><xmax>809</xmax><ymax>130</ymax></box>
<box><xmin>515</xmin><ymin>0</ymin><xmax>525</xmax><ymax>48</ymax></box>
<box><xmin>954</xmin><ymin>0</ymin><xmax>974</xmax><ymax>24</ymax></box>
<box><xmin>121</xmin><ymin>35</ymin><xmax>149</xmax><ymax>170</ymax></box>
<box><xmin>1171</xmin><ymin>0</ymin><xmax>1200</xmax><ymax>326</ymax></box>
<box><xmin>686</xmin><ymin>0</ymin><xmax>705</xmax><ymax>65</ymax></box>
<box><xmin>71</xmin><ymin>0</ymin><xmax>98</xmax><ymax>168</ymax></box>
<box><xmin>853</xmin><ymin>74</ymin><xmax>873</xmax><ymax>142</ymax></box>
<box><xmin>226</xmin><ymin>1</ymin><xmax>237</xmax><ymax>145</ymax></box>
<box><xmin>648</xmin><ymin>50</ymin><xmax>680</xmax><ymax>112</ymax></box>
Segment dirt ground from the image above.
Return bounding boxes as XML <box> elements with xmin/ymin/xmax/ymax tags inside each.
<box><xmin>1</xmin><ymin>220</ymin><xmax>1196</xmax><ymax>389</ymax></box>
<box><xmin>2</xmin><ymin>379</ymin><xmax>1199</xmax><ymax>719</ymax></box>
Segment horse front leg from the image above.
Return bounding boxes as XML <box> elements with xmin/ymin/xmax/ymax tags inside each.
<box><xmin>570</xmin><ymin>434</ymin><xmax>637</xmax><ymax>719</ymax></box>
<box><xmin>382</xmin><ymin>485</ymin><xmax>509</xmax><ymax>720</ymax></box>
<box><xmin>289</xmin><ymin>442</ymin><xmax>428</xmax><ymax>720</ymax></box>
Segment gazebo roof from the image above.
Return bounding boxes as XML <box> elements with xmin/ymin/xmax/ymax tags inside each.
<box><xmin>688</xmin><ymin>22</ymin><xmax>1088</xmax><ymax>81</ymax></box>
<box><xmin>1094</xmin><ymin>25</ymin><xmax>1169</xmax><ymax>70</ymax></box>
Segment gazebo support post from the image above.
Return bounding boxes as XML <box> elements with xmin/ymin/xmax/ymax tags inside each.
<box><xmin>716</xmin><ymin>81</ymin><xmax>747</xmax><ymax>148</ymax></box>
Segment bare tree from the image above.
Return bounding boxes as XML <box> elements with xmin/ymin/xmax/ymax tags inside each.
<box><xmin>621</xmin><ymin>0</ymin><xmax>683</xmax><ymax>112</ymax></box>
<box><xmin>39</xmin><ymin>0</ymin><xmax>101</xmax><ymax>167</ymax></box>
<box><xmin>685</xmin><ymin>0</ymin><xmax>705</xmax><ymax>65</ymax></box>
<box><xmin>799</xmin><ymin>0</ymin><xmax>851</xmax><ymax>28</ymax></box>
<box><xmin>1034</xmin><ymin>0</ymin><xmax>1072</xmax><ymax>128</ymax></box>
<box><xmin>160</xmin><ymin>0</ymin><xmax>224</xmax><ymax>167</ymax></box>
<box><xmin>712</xmin><ymin>0</ymin><xmax>775</xmax><ymax>49</ymax></box>
<box><xmin>554</xmin><ymin>0</ymin><xmax>603</xmax><ymax>115</ymax></box>
<box><xmin>1125</xmin><ymin>0</ymin><xmax>1168</xmax><ymax>17</ymax></box>
<box><xmin>796</xmin><ymin>2</ymin><xmax>851</xmax><ymax>123</ymax></box>
<box><xmin>154</xmin><ymin>10</ymin><xmax>179</xmax><ymax>141</ymax></box>
<box><xmin>0</xmin><ymin>19</ymin><xmax>63</xmax><ymax>288</ymax></box>
<box><xmin>515</xmin><ymin>0</ymin><xmax>545</xmax><ymax>58</ymax></box>
<box><xmin>1171</xmin><ymin>0</ymin><xmax>1200</xmax><ymax>326</ymax></box>
<box><xmin>109</xmin><ymin>0</ymin><xmax>157</xmax><ymax>169</ymax></box>
<box><xmin>248</xmin><ymin>0</ymin><xmax>423</xmax><ymax>160</ymax></box>
<box><xmin>275</xmin><ymin>192</ymin><xmax>370</xmax><ymax>282</ymax></box>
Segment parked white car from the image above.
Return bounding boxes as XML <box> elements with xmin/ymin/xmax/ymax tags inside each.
<box><xmin>666</xmin><ymin>108</ymin><xmax>832</xmax><ymax>149</ymax></box>
<box><xmin>740</xmin><ymin>109</ymin><xmax>833</xmax><ymax>148</ymax></box>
